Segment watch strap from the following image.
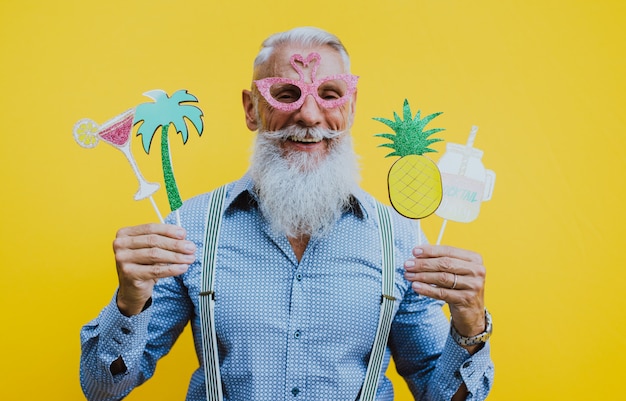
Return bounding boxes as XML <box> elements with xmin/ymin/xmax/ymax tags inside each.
<box><xmin>450</xmin><ymin>308</ymin><xmax>492</xmax><ymax>346</ymax></box>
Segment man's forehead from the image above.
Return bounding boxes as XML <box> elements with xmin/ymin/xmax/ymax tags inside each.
<box><xmin>257</xmin><ymin>45</ymin><xmax>347</xmax><ymax>79</ymax></box>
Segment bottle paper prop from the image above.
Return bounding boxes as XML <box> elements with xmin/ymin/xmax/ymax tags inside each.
<box><xmin>435</xmin><ymin>126</ymin><xmax>496</xmax><ymax>244</ymax></box>
<box><xmin>72</xmin><ymin>89</ymin><xmax>204</xmax><ymax>225</ymax></box>
<box><xmin>374</xmin><ymin>99</ymin><xmax>445</xmax><ymax>244</ymax></box>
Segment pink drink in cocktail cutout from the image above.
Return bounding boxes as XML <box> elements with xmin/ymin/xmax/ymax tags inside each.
<box><xmin>98</xmin><ymin>109</ymin><xmax>135</xmax><ymax>147</ymax></box>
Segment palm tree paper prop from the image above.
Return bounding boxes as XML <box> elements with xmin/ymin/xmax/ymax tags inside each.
<box><xmin>134</xmin><ymin>89</ymin><xmax>204</xmax><ymax>216</ymax></box>
<box><xmin>374</xmin><ymin>99</ymin><xmax>445</xmax><ymax>225</ymax></box>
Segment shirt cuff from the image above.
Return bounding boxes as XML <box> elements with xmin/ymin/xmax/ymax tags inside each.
<box><xmin>436</xmin><ymin>333</ymin><xmax>493</xmax><ymax>398</ymax></box>
<box><xmin>97</xmin><ymin>291</ymin><xmax>153</xmax><ymax>379</ymax></box>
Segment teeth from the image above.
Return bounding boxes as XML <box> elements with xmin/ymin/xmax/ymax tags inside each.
<box><xmin>290</xmin><ymin>136</ymin><xmax>321</xmax><ymax>143</ymax></box>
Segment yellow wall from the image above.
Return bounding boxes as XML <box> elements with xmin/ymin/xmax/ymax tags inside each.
<box><xmin>1</xmin><ymin>0</ymin><xmax>624</xmax><ymax>399</ymax></box>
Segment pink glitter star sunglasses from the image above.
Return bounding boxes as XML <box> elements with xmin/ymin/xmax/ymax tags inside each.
<box><xmin>254</xmin><ymin>52</ymin><xmax>359</xmax><ymax>112</ymax></box>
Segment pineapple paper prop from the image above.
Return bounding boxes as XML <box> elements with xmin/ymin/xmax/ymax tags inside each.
<box><xmin>374</xmin><ymin>99</ymin><xmax>445</xmax><ymax>219</ymax></box>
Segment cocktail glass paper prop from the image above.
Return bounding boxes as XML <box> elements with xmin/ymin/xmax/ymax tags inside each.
<box><xmin>435</xmin><ymin>126</ymin><xmax>495</xmax><ymax>244</ymax></box>
<box><xmin>374</xmin><ymin>99</ymin><xmax>445</xmax><ymax>245</ymax></box>
<box><xmin>73</xmin><ymin>109</ymin><xmax>164</xmax><ymax>223</ymax></box>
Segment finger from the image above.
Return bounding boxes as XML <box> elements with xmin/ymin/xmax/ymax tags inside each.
<box><xmin>410</xmin><ymin>280</ymin><xmax>452</xmax><ymax>302</ymax></box>
<box><xmin>134</xmin><ymin>263</ymin><xmax>191</xmax><ymax>281</ymax></box>
<box><xmin>116</xmin><ymin>224</ymin><xmax>187</xmax><ymax>240</ymax></box>
<box><xmin>411</xmin><ymin>280</ymin><xmax>481</xmax><ymax>308</ymax></box>
<box><xmin>412</xmin><ymin>244</ymin><xmax>483</xmax><ymax>264</ymax></box>
<box><xmin>404</xmin><ymin>271</ymin><xmax>460</xmax><ymax>290</ymax></box>
<box><xmin>404</xmin><ymin>256</ymin><xmax>482</xmax><ymax>278</ymax></box>
<box><xmin>409</xmin><ymin>274</ymin><xmax>478</xmax><ymax>302</ymax></box>
<box><xmin>113</xmin><ymin>223</ymin><xmax>196</xmax><ymax>254</ymax></box>
<box><xmin>115</xmin><ymin>234</ymin><xmax>196</xmax><ymax>255</ymax></box>
<box><xmin>404</xmin><ymin>271</ymin><xmax>479</xmax><ymax>291</ymax></box>
<box><xmin>116</xmin><ymin>246</ymin><xmax>196</xmax><ymax>266</ymax></box>
<box><xmin>117</xmin><ymin>262</ymin><xmax>192</xmax><ymax>285</ymax></box>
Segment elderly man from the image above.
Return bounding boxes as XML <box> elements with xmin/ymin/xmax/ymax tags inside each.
<box><xmin>80</xmin><ymin>27</ymin><xmax>494</xmax><ymax>400</ymax></box>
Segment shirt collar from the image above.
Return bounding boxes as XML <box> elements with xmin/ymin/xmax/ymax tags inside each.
<box><xmin>223</xmin><ymin>172</ymin><xmax>370</xmax><ymax>220</ymax></box>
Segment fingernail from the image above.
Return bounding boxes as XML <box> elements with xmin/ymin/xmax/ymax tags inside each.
<box><xmin>413</xmin><ymin>248</ymin><xmax>423</xmax><ymax>257</ymax></box>
<box><xmin>404</xmin><ymin>260</ymin><xmax>415</xmax><ymax>268</ymax></box>
<box><xmin>177</xmin><ymin>229</ymin><xmax>185</xmax><ymax>238</ymax></box>
<box><xmin>412</xmin><ymin>282</ymin><xmax>421</xmax><ymax>291</ymax></box>
<box><xmin>405</xmin><ymin>272</ymin><xmax>415</xmax><ymax>279</ymax></box>
<box><xmin>184</xmin><ymin>243</ymin><xmax>196</xmax><ymax>252</ymax></box>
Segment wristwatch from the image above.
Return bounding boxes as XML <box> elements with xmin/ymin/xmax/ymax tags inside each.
<box><xmin>450</xmin><ymin>308</ymin><xmax>492</xmax><ymax>346</ymax></box>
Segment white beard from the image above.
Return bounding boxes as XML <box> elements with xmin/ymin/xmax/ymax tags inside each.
<box><xmin>250</xmin><ymin>126</ymin><xmax>360</xmax><ymax>238</ymax></box>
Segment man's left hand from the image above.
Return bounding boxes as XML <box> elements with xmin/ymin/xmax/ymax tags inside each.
<box><xmin>403</xmin><ymin>244</ymin><xmax>487</xmax><ymax>344</ymax></box>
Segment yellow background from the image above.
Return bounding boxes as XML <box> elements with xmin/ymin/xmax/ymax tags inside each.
<box><xmin>1</xmin><ymin>0</ymin><xmax>624</xmax><ymax>399</ymax></box>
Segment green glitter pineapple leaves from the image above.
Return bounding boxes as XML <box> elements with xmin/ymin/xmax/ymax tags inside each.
<box><xmin>374</xmin><ymin>99</ymin><xmax>445</xmax><ymax>219</ymax></box>
<box><xmin>134</xmin><ymin>89</ymin><xmax>204</xmax><ymax>212</ymax></box>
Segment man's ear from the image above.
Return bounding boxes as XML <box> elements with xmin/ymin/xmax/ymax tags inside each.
<box><xmin>242</xmin><ymin>90</ymin><xmax>258</xmax><ymax>131</ymax></box>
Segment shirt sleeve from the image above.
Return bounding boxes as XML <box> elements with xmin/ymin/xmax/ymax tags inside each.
<box><xmin>388</xmin><ymin>288</ymin><xmax>494</xmax><ymax>400</ymax></box>
<box><xmin>80</xmin><ymin>274</ymin><xmax>193</xmax><ymax>401</ymax></box>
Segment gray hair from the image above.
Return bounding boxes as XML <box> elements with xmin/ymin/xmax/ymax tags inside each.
<box><xmin>253</xmin><ymin>27</ymin><xmax>351</xmax><ymax>78</ymax></box>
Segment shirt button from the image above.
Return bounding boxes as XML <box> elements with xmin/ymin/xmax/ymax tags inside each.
<box><xmin>295</xmin><ymin>273</ymin><xmax>303</xmax><ymax>281</ymax></box>
<box><xmin>121</xmin><ymin>327</ymin><xmax>131</xmax><ymax>335</ymax></box>
<box><xmin>294</xmin><ymin>330</ymin><xmax>301</xmax><ymax>339</ymax></box>
<box><xmin>291</xmin><ymin>387</ymin><xmax>300</xmax><ymax>396</ymax></box>
<box><xmin>454</xmin><ymin>370</ymin><xmax>462</xmax><ymax>379</ymax></box>
<box><xmin>462</xmin><ymin>361</ymin><xmax>472</xmax><ymax>369</ymax></box>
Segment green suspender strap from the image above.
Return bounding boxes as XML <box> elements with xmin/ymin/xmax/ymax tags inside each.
<box><xmin>199</xmin><ymin>191</ymin><xmax>396</xmax><ymax>401</ymax></box>
<box><xmin>199</xmin><ymin>185</ymin><xmax>228</xmax><ymax>401</ymax></box>
<box><xmin>358</xmin><ymin>201</ymin><xmax>396</xmax><ymax>401</ymax></box>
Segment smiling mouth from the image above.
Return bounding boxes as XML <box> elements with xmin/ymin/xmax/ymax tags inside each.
<box><xmin>288</xmin><ymin>136</ymin><xmax>323</xmax><ymax>143</ymax></box>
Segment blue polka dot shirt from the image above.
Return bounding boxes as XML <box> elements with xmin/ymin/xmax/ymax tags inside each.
<box><xmin>80</xmin><ymin>173</ymin><xmax>494</xmax><ymax>400</ymax></box>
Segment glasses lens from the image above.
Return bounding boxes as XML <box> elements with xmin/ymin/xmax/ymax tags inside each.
<box><xmin>317</xmin><ymin>79</ymin><xmax>349</xmax><ymax>102</ymax></box>
<box><xmin>269</xmin><ymin>83</ymin><xmax>302</xmax><ymax>104</ymax></box>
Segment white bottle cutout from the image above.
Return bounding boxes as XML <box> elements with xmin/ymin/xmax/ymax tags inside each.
<box><xmin>435</xmin><ymin>126</ymin><xmax>495</xmax><ymax>244</ymax></box>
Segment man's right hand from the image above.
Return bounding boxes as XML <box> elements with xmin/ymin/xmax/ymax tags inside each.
<box><xmin>113</xmin><ymin>224</ymin><xmax>197</xmax><ymax>316</ymax></box>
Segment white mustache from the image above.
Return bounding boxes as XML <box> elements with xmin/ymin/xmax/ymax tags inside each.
<box><xmin>261</xmin><ymin>126</ymin><xmax>344</xmax><ymax>142</ymax></box>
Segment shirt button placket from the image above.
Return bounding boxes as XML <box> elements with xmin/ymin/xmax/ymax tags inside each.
<box><xmin>285</xmin><ymin>267</ymin><xmax>307</xmax><ymax>399</ymax></box>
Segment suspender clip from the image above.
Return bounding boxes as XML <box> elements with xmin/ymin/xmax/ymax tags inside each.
<box><xmin>381</xmin><ymin>294</ymin><xmax>397</xmax><ymax>302</ymax></box>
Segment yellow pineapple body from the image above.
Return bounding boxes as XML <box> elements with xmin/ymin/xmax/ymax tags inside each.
<box><xmin>388</xmin><ymin>154</ymin><xmax>443</xmax><ymax>219</ymax></box>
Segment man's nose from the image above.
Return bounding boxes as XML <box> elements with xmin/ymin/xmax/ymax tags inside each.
<box><xmin>295</xmin><ymin>94</ymin><xmax>323</xmax><ymax>127</ymax></box>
